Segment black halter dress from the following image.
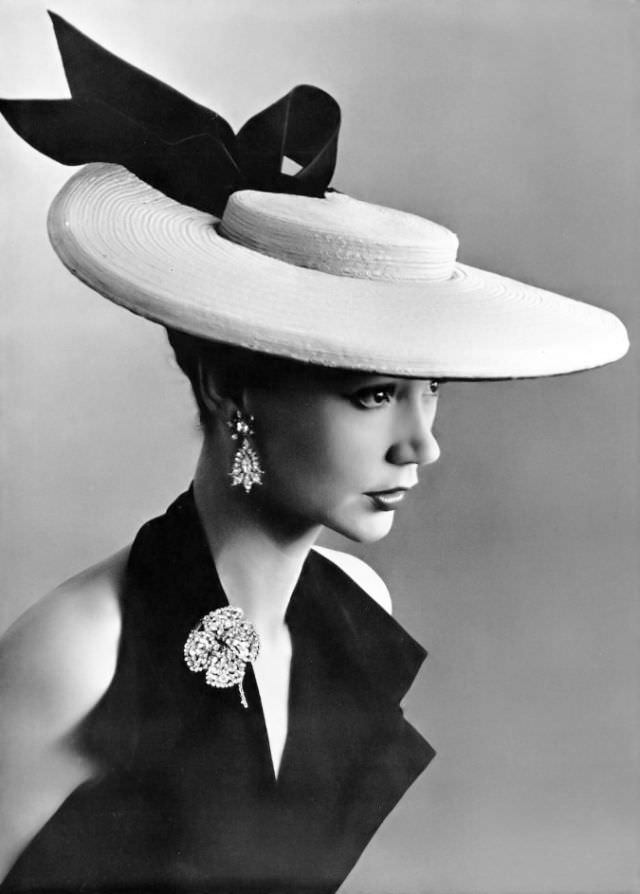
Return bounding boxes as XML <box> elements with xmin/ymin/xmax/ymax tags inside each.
<box><xmin>3</xmin><ymin>490</ymin><xmax>435</xmax><ymax>894</ymax></box>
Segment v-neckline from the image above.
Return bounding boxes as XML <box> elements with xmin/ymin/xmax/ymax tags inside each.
<box><xmin>186</xmin><ymin>492</ymin><xmax>312</xmax><ymax>789</ymax></box>
<box><xmin>160</xmin><ymin>488</ymin><xmax>432</xmax><ymax>803</ymax></box>
<box><xmin>242</xmin><ymin>637</ymin><xmax>293</xmax><ymax>784</ymax></box>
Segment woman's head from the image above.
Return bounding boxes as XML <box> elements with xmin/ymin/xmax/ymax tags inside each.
<box><xmin>168</xmin><ymin>329</ymin><xmax>440</xmax><ymax>543</ymax></box>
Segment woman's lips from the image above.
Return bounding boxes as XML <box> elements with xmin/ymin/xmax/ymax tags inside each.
<box><xmin>366</xmin><ymin>489</ymin><xmax>409</xmax><ymax>511</ymax></box>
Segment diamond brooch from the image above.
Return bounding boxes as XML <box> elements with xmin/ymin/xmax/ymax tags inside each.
<box><xmin>184</xmin><ymin>606</ymin><xmax>260</xmax><ymax>708</ymax></box>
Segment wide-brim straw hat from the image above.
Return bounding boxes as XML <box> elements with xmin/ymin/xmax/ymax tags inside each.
<box><xmin>2</xmin><ymin>14</ymin><xmax>629</xmax><ymax>379</ymax></box>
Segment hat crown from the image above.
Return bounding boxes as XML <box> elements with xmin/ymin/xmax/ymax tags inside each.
<box><xmin>219</xmin><ymin>191</ymin><xmax>459</xmax><ymax>282</ymax></box>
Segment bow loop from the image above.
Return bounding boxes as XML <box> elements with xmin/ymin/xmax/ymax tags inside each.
<box><xmin>236</xmin><ymin>84</ymin><xmax>341</xmax><ymax>196</ymax></box>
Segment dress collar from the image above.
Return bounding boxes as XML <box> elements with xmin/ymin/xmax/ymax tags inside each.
<box><xmin>162</xmin><ymin>487</ymin><xmax>428</xmax><ymax>708</ymax></box>
<box><xmin>121</xmin><ymin>488</ymin><xmax>436</xmax><ymax>888</ymax></box>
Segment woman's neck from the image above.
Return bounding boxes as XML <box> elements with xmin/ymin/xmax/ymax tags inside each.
<box><xmin>193</xmin><ymin>441</ymin><xmax>321</xmax><ymax>637</ymax></box>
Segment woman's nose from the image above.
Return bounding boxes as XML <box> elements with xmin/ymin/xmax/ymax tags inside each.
<box><xmin>387</xmin><ymin>402</ymin><xmax>441</xmax><ymax>467</ymax></box>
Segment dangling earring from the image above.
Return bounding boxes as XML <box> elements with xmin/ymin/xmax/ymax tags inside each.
<box><xmin>227</xmin><ymin>410</ymin><xmax>264</xmax><ymax>493</ymax></box>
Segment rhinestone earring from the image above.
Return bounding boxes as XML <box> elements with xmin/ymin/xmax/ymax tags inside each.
<box><xmin>227</xmin><ymin>410</ymin><xmax>264</xmax><ymax>493</ymax></box>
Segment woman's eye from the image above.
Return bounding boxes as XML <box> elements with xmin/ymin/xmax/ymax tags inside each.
<box><xmin>351</xmin><ymin>385</ymin><xmax>395</xmax><ymax>409</ymax></box>
<box><xmin>425</xmin><ymin>380</ymin><xmax>440</xmax><ymax>397</ymax></box>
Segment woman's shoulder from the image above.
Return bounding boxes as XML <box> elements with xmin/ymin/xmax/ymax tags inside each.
<box><xmin>0</xmin><ymin>547</ymin><xmax>130</xmax><ymax>735</ymax></box>
<box><xmin>311</xmin><ymin>546</ymin><xmax>392</xmax><ymax>614</ymax></box>
<box><xmin>0</xmin><ymin>547</ymin><xmax>131</xmax><ymax>874</ymax></box>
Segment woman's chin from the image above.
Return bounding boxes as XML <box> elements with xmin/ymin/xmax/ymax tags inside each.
<box><xmin>328</xmin><ymin>510</ymin><xmax>396</xmax><ymax>544</ymax></box>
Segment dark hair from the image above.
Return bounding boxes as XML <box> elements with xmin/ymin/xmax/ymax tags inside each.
<box><xmin>166</xmin><ymin>328</ymin><xmax>311</xmax><ymax>427</ymax></box>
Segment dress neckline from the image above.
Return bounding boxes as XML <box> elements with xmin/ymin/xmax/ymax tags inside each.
<box><xmin>171</xmin><ymin>487</ymin><xmax>315</xmax><ymax>788</ymax></box>
<box><xmin>135</xmin><ymin>487</ymin><xmax>434</xmax><ymax>795</ymax></box>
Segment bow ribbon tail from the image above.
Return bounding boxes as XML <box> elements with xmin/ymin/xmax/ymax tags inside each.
<box><xmin>0</xmin><ymin>96</ymin><xmax>244</xmax><ymax>216</ymax></box>
<box><xmin>48</xmin><ymin>11</ymin><xmax>238</xmax><ymax>151</ymax></box>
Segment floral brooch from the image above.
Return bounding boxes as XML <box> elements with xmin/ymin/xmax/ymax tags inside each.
<box><xmin>184</xmin><ymin>606</ymin><xmax>260</xmax><ymax>708</ymax></box>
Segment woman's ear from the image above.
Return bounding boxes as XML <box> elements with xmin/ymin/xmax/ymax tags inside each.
<box><xmin>196</xmin><ymin>357</ymin><xmax>247</xmax><ymax>425</ymax></box>
<box><xmin>197</xmin><ymin>359</ymin><xmax>231</xmax><ymax>418</ymax></box>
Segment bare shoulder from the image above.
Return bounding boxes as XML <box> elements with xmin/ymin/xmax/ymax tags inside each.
<box><xmin>0</xmin><ymin>547</ymin><xmax>131</xmax><ymax>875</ymax></box>
<box><xmin>312</xmin><ymin>546</ymin><xmax>392</xmax><ymax>614</ymax></box>
<box><xmin>0</xmin><ymin>546</ymin><xmax>130</xmax><ymax>734</ymax></box>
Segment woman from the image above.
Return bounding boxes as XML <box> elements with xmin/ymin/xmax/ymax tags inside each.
<box><xmin>0</xmin><ymin>12</ymin><xmax>629</xmax><ymax>894</ymax></box>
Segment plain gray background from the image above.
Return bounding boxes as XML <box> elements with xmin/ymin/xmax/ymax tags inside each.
<box><xmin>0</xmin><ymin>1</ymin><xmax>638</xmax><ymax>891</ymax></box>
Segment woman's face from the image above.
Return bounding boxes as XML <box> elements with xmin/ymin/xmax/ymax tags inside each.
<box><xmin>243</xmin><ymin>369</ymin><xmax>440</xmax><ymax>543</ymax></box>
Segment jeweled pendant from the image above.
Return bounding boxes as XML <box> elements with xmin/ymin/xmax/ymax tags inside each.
<box><xmin>230</xmin><ymin>437</ymin><xmax>264</xmax><ymax>493</ymax></box>
<box><xmin>184</xmin><ymin>606</ymin><xmax>260</xmax><ymax>708</ymax></box>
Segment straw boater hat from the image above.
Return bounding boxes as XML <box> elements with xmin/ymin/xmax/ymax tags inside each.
<box><xmin>1</xmin><ymin>14</ymin><xmax>629</xmax><ymax>378</ymax></box>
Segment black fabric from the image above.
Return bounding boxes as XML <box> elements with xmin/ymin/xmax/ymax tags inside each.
<box><xmin>0</xmin><ymin>14</ymin><xmax>341</xmax><ymax>217</ymax></box>
<box><xmin>2</xmin><ymin>491</ymin><xmax>435</xmax><ymax>894</ymax></box>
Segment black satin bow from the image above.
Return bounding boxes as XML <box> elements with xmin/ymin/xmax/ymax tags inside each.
<box><xmin>0</xmin><ymin>13</ymin><xmax>341</xmax><ymax>217</ymax></box>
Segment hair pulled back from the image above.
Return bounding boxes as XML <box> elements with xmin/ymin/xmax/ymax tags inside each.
<box><xmin>166</xmin><ymin>328</ymin><xmax>310</xmax><ymax>427</ymax></box>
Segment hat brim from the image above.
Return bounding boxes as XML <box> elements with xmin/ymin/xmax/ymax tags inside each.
<box><xmin>47</xmin><ymin>163</ymin><xmax>629</xmax><ymax>379</ymax></box>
